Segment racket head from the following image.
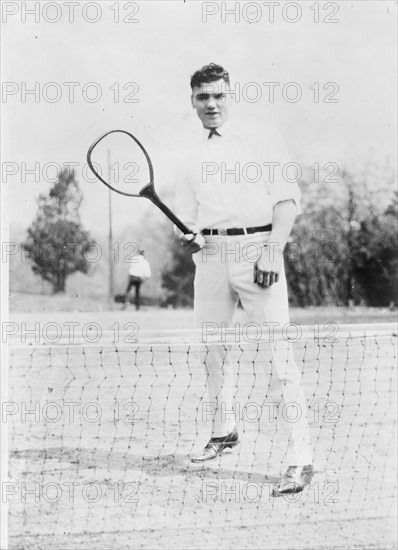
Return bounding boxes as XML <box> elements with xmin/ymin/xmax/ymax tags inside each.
<box><xmin>87</xmin><ymin>129</ymin><xmax>155</xmax><ymax>197</ymax></box>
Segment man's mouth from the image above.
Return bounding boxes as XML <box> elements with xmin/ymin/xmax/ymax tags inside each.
<box><xmin>206</xmin><ymin>112</ymin><xmax>219</xmax><ymax>116</ymax></box>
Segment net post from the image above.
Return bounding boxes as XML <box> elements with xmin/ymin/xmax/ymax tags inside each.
<box><xmin>108</xmin><ymin>148</ymin><xmax>114</xmax><ymax>310</ymax></box>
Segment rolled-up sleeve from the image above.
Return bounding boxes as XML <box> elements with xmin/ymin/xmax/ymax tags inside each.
<box><xmin>262</xmin><ymin>128</ymin><xmax>302</xmax><ymax>215</ymax></box>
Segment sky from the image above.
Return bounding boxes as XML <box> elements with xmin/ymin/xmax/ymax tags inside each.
<box><xmin>2</xmin><ymin>0</ymin><xmax>397</xmax><ymax>235</ymax></box>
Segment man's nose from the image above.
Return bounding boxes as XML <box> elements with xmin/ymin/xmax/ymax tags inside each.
<box><xmin>206</xmin><ymin>96</ymin><xmax>216</xmax><ymax>109</ymax></box>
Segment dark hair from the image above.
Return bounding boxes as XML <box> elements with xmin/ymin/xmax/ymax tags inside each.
<box><xmin>190</xmin><ymin>63</ymin><xmax>230</xmax><ymax>89</ymax></box>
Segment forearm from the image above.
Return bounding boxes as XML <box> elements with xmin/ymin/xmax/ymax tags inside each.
<box><xmin>268</xmin><ymin>199</ymin><xmax>297</xmax><ymax>249</ymax></box>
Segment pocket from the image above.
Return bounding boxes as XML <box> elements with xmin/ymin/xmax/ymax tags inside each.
<box><xmin>192</xmin><ymin>245</ymin><xmax>209</xmax><ymax>266</ymax></box>
<box><xmin>241</xmin><ymin>240</ymin><xmax>263</xmax><ymax>264</ymax></box>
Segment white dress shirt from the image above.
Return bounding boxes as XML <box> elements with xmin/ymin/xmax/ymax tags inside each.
<box><xmin>128</xmin><ymin>256</ymin><xmax>151</xmax><ymax>279</ymax></box>
<box><xmin>174</xmin><ymin>119</ymin><xmax>301</xmax><ymax>233</ymax></box>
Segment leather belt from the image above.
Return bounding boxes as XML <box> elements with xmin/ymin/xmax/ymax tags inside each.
<box><xmin>202</xmin><ymin>224</ymin><xmax>272</xmax><ymax>236</ymax></box>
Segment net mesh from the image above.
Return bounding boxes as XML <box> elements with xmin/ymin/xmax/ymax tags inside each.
<box><xmin>7</xmin><ymin>327</ymin><xmax>398</xmax><ymax>549</ymax></box>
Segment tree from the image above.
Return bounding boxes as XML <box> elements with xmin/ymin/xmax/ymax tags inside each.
<box><xmin>351</xmin><ymin>192</ymin><xmax>398</xmax><ymax>306</ymax></box>
<box><xmin>24</xmin><ymin>168</ymin><xmax>95</xmax><ymax>293</ymax></box>
<box><xmin>285</xmin><ymin>160</ymin><xmax>397</xmax><ymax>307</ymax></box>
<box><xmin>161</xmin><ymin>231</ymin><xmax>195</xmax><ymax>308</ymax></box>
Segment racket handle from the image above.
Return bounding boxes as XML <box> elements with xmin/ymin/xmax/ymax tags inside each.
<box><xmin>152</xmin><ymin>199</ymin><xmax>192</xmax><ymax>234</ymax></box>
<box><xmin>140</xmin><ymin>185</ymin><xmax>191</xmax><ymax>234</ymax></box>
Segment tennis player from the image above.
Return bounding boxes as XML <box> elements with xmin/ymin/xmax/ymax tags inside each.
<box><xmin>175</xmin><ymin>63</ymin><xmax>314</xmax><ymax>495</ymax></box>
<box><xmin>123</xmin><ymin>248</ymin><xmax>151</xmax><ymax>310</ymax></box>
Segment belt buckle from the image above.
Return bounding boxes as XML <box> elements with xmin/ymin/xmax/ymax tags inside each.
<box><xmin>218</xmin><ymin>228</ymin><xmax>227</xmax><ymax>236</ymax></box>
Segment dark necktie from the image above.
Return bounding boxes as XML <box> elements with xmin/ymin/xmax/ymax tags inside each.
<box><xmin>208</xmin><ymin>128</ymin><xmax>221</xmax><ymax>139</ymax></box>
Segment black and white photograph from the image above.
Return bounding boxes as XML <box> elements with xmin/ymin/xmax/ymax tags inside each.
<box><xmin>1</xmin><ymin>1</ymin><xmax>397</xmax><ymax>549</ymax></box>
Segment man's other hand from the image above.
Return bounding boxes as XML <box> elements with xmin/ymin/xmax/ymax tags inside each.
<box><xmin>253</xmin><ymin>244</ymin><xmax>283</xmax><ymax>287</ymax></box>
<box><xmin>180</xmin><ymin>233</ymin><xmax>205</xmax><ymax>254</ymax></box>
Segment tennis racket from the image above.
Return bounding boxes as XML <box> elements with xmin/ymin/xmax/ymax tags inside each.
<box><xmin>87</xmin><ymin>129</ymin><xmax>191</xmax><ymax>234</ymax></box>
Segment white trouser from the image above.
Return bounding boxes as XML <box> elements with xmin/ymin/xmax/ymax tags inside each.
<box><xmin>193</xmin><ymin>232</ymin><xmax>313</xmax><ymax>466</ymax></box>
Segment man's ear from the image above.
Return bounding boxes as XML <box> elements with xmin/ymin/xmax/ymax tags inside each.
<box><xmin>191</xmin><ymin>94</ymin><xmax>194</xmax><ymax>108</ymax></box>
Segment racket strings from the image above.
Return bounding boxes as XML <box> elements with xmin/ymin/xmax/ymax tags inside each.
<box><xmin>88</xmin><ymin>130</ymin><xmax>152</xmax><ymax>196</ymax></box>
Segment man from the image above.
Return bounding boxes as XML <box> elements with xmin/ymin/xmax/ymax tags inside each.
<box><xmin>123</xmin><ymin>248</ymin><xmax>151</xmax><ymax>310</ymax></box>
<box><xmin>174</xmin><ymin>63</ymin><xmax>313</xmax><ymax>495</ymax></box>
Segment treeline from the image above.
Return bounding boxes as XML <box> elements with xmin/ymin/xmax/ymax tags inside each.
<box><xmin>13</xmin><ymin>160</ymin><xmax>397</xmax><ymax>309</ymax></box>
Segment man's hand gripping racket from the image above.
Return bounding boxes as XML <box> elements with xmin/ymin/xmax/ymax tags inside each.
<box><xmin>87</xmin><ymin>129</ymin><xmax>204</xmax><ymax>251</ymax></box>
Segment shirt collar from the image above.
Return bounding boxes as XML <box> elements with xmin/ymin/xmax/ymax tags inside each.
<box><xmin>202</xmin><ymin>118</ymin><xmax>231</xmax><ymax>140</ymax></box>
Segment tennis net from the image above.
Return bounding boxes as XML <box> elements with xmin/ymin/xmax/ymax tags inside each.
<box><xmin>6</xmin><ymin>324</ymin><xmax>397</xmax><ymax>549</ymax></box>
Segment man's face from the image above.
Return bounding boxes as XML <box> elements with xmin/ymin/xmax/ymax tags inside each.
<box><xmin>191</xmin><ymin>79</ymin><xmax>230</xmax><ymax>129</ymax></box>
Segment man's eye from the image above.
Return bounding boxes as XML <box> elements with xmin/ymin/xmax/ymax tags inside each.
<box><xmin>215</xmin><ymin>94</ymin><xmax>225</xmax><ymax>100</ymax></box>
<box><xmin>197</xmin><ymin>95</ymin><xmax>208</xmax><ymax>101</ymax></box>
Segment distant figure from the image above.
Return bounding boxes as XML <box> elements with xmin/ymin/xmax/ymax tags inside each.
<box><xmin>123</xmin><ymin>249</ymin><xmax>151</xmax><ymax>310</ymax></box>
